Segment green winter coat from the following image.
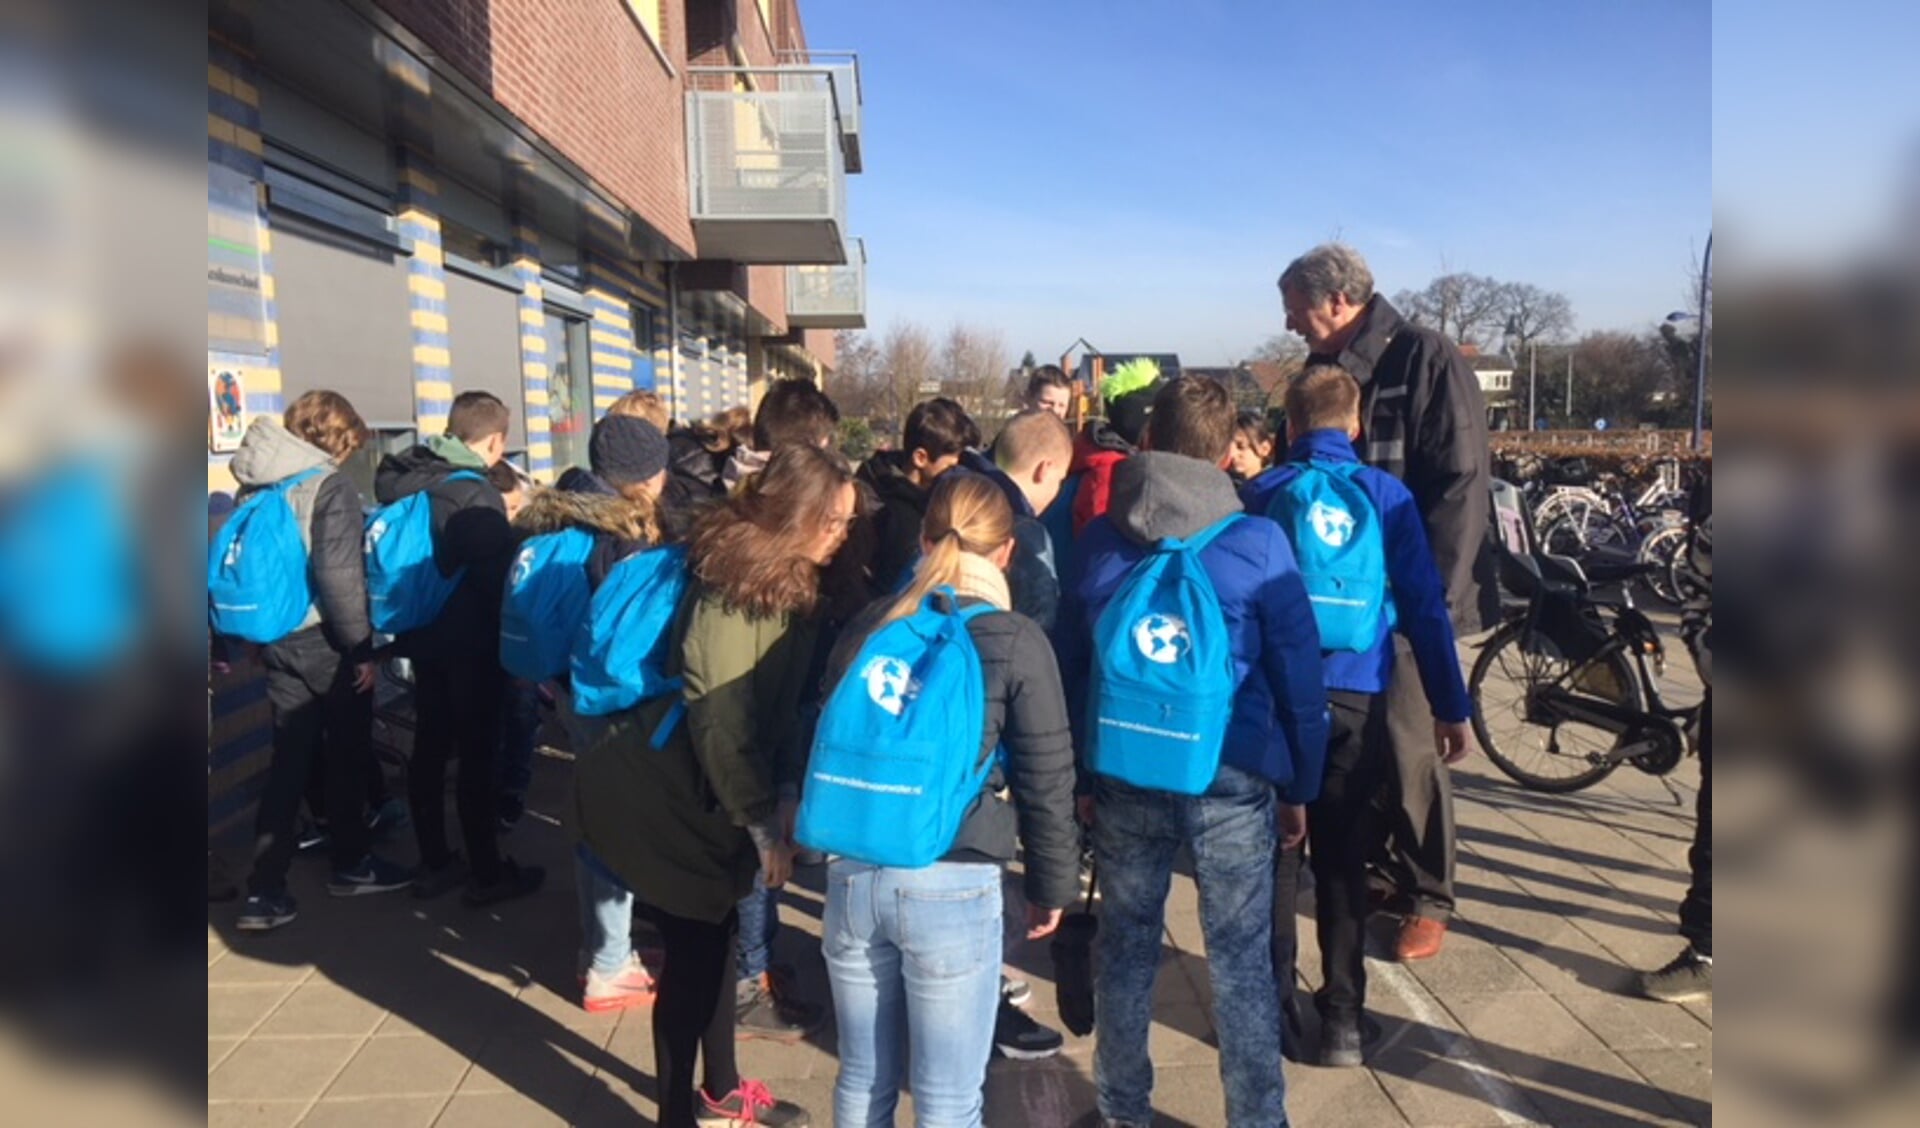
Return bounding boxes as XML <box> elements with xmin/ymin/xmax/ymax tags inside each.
<box><xmin>573</xmin><ymin>586</ymin><xmax>818</xmax><ymax>924</ymax></box>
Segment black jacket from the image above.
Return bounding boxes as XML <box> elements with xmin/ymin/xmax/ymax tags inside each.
<box><xmin>819</xmin><ymin>595</ymin><xmax>1081</xmax><ymax>909</ymax></box>
<box><xmin>658</xmin><ymin>428</ymin><xmax>727</xmax><ymax>544</ymax></box>
<box><xmin>856</xmin><ymin>449</ymin><xmax>933</xmax><ymax>596</ymax></box>
<box><xmin>1312</xmin><ymin>295</ymin><xmax>1500</xmax><ymax>634</ymax></box>
<box><xmin>374</xmin><ymin>443</ymin><xmax>513</xmax><ymax>661</ymax></box>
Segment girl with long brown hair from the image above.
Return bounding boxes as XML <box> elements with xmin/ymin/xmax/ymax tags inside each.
<box><xmin>573</xmin><ymin>444</ymin><xmax>857</xmax><ymax>1128</ymax></box>
<box><xmin>815</xmin><ymin>473</ymin><xmax>1080</xmax><ymax>1127</ymax></box>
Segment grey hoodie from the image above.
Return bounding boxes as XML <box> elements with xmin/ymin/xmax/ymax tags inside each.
<box><xmin>1107</xmin><ymin>451</ymin><xmax>1244</xmax><ymax>545</ymax></box>
<box><xmin>228</xmin><ymin>417</ymin><xmax>372</xmax><ymax>655</ymax></box>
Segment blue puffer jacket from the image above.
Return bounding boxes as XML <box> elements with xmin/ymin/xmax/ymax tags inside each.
<box><xmin>1058</xmin><ymin>451</ymin><xmax>1329</xmax><ymax>804</ymax></box>
<box><xmin>1241</xmin><ymin>429</ymin><xmax>1471</xmax><ymax>722</ymax></box>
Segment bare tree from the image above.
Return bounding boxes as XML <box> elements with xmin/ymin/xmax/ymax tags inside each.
<box><xmin>940</xmin><ymin>322</ymin><xmax>1011</xmax><ymax>428</ymax></box>
<box><xmin>828</xmin><ymin>330</ymin><xmax>884</xmax><ymax>419</ymax></box>
<box><xmin>1248</xmin><ymin>334</ymin><xmax>1307</xmax><ymax>365</ymax></box>
<box><xmin>1395</xmin><ymin>272</ymin><xmax>1506</xmax><ymax>346</ymax></box>
<box><xmin>878</xmin><ymin>320</ymin><xmax>936</xmax><ymax>437</ymax></box>
<box><xmin>1496</xmin><ymin>282</ymin><xmax>1576</xmax><ymax>357</ymax></box>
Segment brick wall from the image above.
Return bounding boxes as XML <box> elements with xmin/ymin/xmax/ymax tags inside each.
<box><xmin>376</xmin><ymin>0</ymin><xmax>696</xmax><ymax>256</ymax></box>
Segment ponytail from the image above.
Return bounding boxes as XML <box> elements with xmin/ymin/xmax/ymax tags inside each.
<box><xmin>878</xmin><ymin>474</ymin><xmax>1015</xmax><ymax>626</ymax></box>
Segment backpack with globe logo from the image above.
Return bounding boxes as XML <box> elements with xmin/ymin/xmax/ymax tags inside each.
<box><xmin>1088</xmin><ymin>514</ymin><xmax>1242</xmax><ymax>794</ymax></box>
<box><xmin>797</xmin><ymin>589</ymin><xmax>998</xmax><ymax>868</ymax></box>
<box><xmin>499</xmin><ymin>527</ymin><xmax>597</xmax><ymax>681</ymax></box>
<box><xmin>1265</xmin><ymin>459</ymin><xmax>1391</xmax><ymax>653</ymax></box>
<box><xmin>569</xmin><ymin>544</ymin><xmax>691</xmax><ymax>718</ymax></box>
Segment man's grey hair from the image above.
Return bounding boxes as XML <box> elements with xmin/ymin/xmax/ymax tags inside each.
<box><xmin>1278</xmin><ymin>243</ymin><xmax>1375</xmax><ymax>306</ymax></box>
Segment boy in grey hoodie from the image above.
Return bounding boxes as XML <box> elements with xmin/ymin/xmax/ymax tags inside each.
<box><xmin>229</xmin><ymin>393</ymin><xmax>412</xmax><ymax>932</ymax></box>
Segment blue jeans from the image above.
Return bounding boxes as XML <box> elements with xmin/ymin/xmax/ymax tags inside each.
<box><xmin>824</xmin><ymin>859</ymin><xmax>1003</xmax><ymax>1128</ymax></box>
<box><xmin>1094</xmin><ymin>766</ymin><xmax>1287</xmax><ymax>1128</ymax></box>
<box><xmin>736</xmin><ymin>878</ymin><xmax>779</xmax><ymax>982</ymax></box>
<box><xmin>575</xmin><ymin>844</ymin><xmax>633</xmax><ymax>977</ymax></box>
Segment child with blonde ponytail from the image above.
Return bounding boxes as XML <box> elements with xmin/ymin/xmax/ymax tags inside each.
<box><xmin>814</xmin><ymin>473</ymin><xmax>1080</xmax><ymax>1127</ymax></box>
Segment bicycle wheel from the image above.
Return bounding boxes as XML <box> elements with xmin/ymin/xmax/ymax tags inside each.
<box><xmin>1541</xmin><ymin>510</ymin><xmax>1630</xmax><ymax>558</ymax></box>
<box><xmin>1638</xmin><ymin>524</ymin><xmax>1690</xmax><ymax>605</ymax></box>
<box><xmin>1531</xmin><ymin>488</ymin><xmax>1603</xmax><ymax>541</ymax></box>
<box><xmin>1469</xmin><ymin>619</ymin><xmax>1642</xmax><ymax>793</ymax></box>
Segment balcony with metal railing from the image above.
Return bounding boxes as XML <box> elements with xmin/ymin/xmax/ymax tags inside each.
<box><xmin>786</xmin><ymin>236</ymin><xmax>865</xmax><ymax>328</ymax></box>
<box><xmin>685</xmin><ymin>66</ymin><xmax>854</xmax><ymax>264</ymax></box>
<box><xmin>777</xmin><ymin>50</ymin><xmax>861</xmax><ymax>173</ymax></box>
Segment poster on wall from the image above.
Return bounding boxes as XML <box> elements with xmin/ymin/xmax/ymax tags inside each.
<box><xmin>208</xmin><ymin>163</ymin><xmax>270</xmax><ymax>357</ymax></box>
<box><xmin>208</xmin><ymin>354</ymin><xmax>251</xmax><ymax>453</ymax></box>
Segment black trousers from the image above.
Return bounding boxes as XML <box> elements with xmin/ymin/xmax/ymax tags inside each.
<box><xmin>407</xmin><ymin>655</ymin><xmax>505</xmax><ymax>884</ymax></box>
<box><xmin>1375</xmin><ymin>635</ymin><xmax>1457</xmax><ymax>919</ymax></box>
<box><xmin>1678</xmin><ymin>698</ymin><xmax>1710</xmax><ymax>956</ymax></box>
<box><xmin>1274</xmin><ymin>691</ymin><xmax>1385</xmax><ymax>1020</ymax></box>
<box><xmin>250</xmin><ymin>628</ymin><xmax>372</xmax><ymax>894</ymax></box>
<box><xmin>653</xmin><ymin>906</ymin><xmax>741</xmax><ymax>1127</ymax></box>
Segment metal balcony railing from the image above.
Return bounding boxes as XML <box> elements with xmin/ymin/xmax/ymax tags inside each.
<box><xmin>787</xmin><ymin>237</ymin><xmax>866</xmax><ymax>328</ymax></box>
<box><xmin>777</xmin><ymin>50</ymin><xmax>862</xmax><ymax>172</ymax></box>
<box><xmin>686</xmin><ymin>67</ymin><xmax>849</xmax><ymax>263</ymax></box>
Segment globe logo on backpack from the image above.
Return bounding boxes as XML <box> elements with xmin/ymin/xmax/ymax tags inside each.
<box><xmin>1309</xmin><ymin>500</ymin><xmax>1355</xmax><ymax>548</ymax></box>
<box><xmin>1131</xmin><ymin>613</ymin><xmax>1190</xmax><ymax>665</ymax></box>
<box><xmin>509</xmin><ymin>544</ymin><xmax>537</xmax><ymax>588</ymax></box>
<box><xmin>862</xmin><ymin>655</ymin><xmax>916</xmax><ymax>716</ymax></box>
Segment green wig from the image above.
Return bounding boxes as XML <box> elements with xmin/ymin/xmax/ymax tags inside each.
<box><xmin>1099</xmin><ymin>357</ymin><xmax>1162</xmax><ymax>404</ymax></box>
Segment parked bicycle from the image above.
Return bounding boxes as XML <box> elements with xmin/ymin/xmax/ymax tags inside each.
<box><xmin>1473</xmin><ymin>480</ymin><xmax>1707</xmax><ymax>792</ymax></box>
<box><xmin>1531</xmin><ymin>460</ymin><xmax>1695</xmax><ymax>605</ymax></box>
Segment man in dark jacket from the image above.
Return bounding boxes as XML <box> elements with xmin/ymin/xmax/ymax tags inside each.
<box><xmin>961</xmin><ymin>410</ymin><xmax>1072</xmax><ymax>632</ymax></box>
<box><xmin>1279</xmin><ymin>243</ymin><xmax>1497</xmax><ymax>960</ymax></box>
<box><xmin>857</xmin><ymin>397</ymin><xmax>972</xmax><ymax>594</ymax></box>
<box><xmin>375</xmin><ymin>391</ymin><xmax>542</xmax><ymax>908</ymax></box>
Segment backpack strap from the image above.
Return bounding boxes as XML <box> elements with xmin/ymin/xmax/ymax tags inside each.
<box><xmin>1161</xmin><ymin>513</ymin><xmax>1243</xmax><ymax>555</ymax></box>
<box><xmin>272</xmin><ymin>466</ymin><xmax>328</xmax><ymax>493</ymax></box>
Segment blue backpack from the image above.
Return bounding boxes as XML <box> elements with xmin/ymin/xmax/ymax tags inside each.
<box><xmin>207</xmin><ymin>468</ymin><xmax>323</xmax><ymax>644</ymax></box>
<box><xmin>1088</xmin><ymin>515</ymin><xmax>1241</xmax><ymax>795</ymax></box>
<box><xmin>1266</xmin><ymin>460</ymin><xmax>1391</xmax><ymax>653</ymax></box>
<box><xmin>499</xmin><ymin>527</ymin><xmax>596</xmax><ymax>681</ymax></box>
<box><xmin>364</xmin><ymin>470</ymin><xmax>483</xmax><ymax>634</ymax></box>
<box><xmin>0</xmin><ymin>461</ymin><xmax>138</xmax><ymax>671</ymax></box>
<box><xmin>797</xmin><ymin>591</ymin><xmax>995</xmax><ymax>868</ymax></box>
<box><xmin>570</xmin><ymin>544</ymin><xmax>691</xmax><ymax>718</ymax></box>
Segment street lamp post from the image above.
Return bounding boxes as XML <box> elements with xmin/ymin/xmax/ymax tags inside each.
<box><xmin>1691</xmin><ymin>233</ymin><xmax>1712</xmax><ymax>451</ymax></box>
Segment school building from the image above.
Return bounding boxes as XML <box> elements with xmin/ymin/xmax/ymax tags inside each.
<box><xmin>208</xmin><ymin>0</ymin><xmax>868</xmax><ymax>835</ymax></box>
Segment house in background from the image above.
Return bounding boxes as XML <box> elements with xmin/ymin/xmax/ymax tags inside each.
<box><xmin>1460</xmin><ymin>344</ymin><xmax>1519</xmax><ymax>430</ymax></box>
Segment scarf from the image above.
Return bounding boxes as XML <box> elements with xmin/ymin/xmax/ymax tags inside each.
<box><xmin>949</xmin><ymin>548</ymin><xmax>1012</xmax><ymax>612</ymax></box>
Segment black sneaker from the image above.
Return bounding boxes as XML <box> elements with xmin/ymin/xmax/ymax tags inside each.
<box><xmin>1639</xmin><ymin>946</ymin><xmax>1712</xmax><ymax>1003</ymax></box>
<box><xmin>496</xmin><ymin>794</ymin><xmax>525</xmax><ymax>834</ymax></box>
<box><xmin>462</xmin><ymin>858</ymin><xmax>547</xmax><ymax>908</ymax></box>
<box><xmin>327</xmin><ymin>854</ymin><xmax>415</xmax><ymax>897</ymax></box>
<box><xmin>365</xmin><ymin>797</ymin><xmax>410</xmax><ymax>839</ymax></box>
<box><xmin>1319</xmin><ymin>1010</ymin><xmax>1365</xmax><ymax>1068</ymax></box>
<box><xmin>697</xmin><ymin>1079</ymin><xmax>811</xmax><ymax>1126</ymax></box>
<box><xmin>411</xmin><ymin>852</ymin><xmax>469</xmax><ymax>900</ymax></box>
<box><xmin>237</xmin><ymin>891</ymin><xmax>298</xmax><ymax>932</ymax></box>
<box><xmin>994</xmin><ymin>998</ymin><xmax>1063</xmax><ymax>1059</ymax></box>
<box><xmin>735</xmin><ymin>973</ymin><xmax>824</xmax><ymax>1042</ymax></box>
<box><xmin>295</xmin><ymin>820</ymin><xmax>330</xmax><ymax>854</ymax></box>
<box><xmin>1002</xmin><ymin>975</ymin><xmax>1032</xmax><ymax>1008</ymax></box>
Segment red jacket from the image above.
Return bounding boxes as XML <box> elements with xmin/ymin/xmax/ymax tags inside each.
<box><xmin>1069</xmin><ymin>426</ymin><xmax>1132</xmax><ymax>535</ymax></box>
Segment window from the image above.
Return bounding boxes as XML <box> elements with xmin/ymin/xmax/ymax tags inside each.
<box><xmin>545</xmin><ymin>310</ymin><xmax>593</xmax><ymax>471</ymax></box>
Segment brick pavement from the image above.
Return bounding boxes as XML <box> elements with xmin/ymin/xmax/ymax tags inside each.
<box><xmin>208</xmin><ymin>636</ymin><xmax>1709</xmax><ymax>1127</ymax></box>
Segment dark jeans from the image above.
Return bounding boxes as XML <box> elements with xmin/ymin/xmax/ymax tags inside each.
<box><xmin>654</xmin><ymin>907</ymin><xmax>742</xmax><ymax>1128</ymax></box>
<box><xmin>1678</xmin><ymin>698</ymin><xmax>1710</xmax><ymax>956</ymax></box>
<box><xmin>1094</xmin><ymin>766</ymin><xmax>1286</xmax><ymax>1128</ymax></box>
<box><xmin>1375</xmin><ymin>635</ymin><xmax>1457</xmax><ymax>919</ymax></box>
<box><xmin>408</xmin><ymin>655</ymin><xmax>505</xmax><ymax>884</ymax></box>
<box><xmin>1274</xmin><ymin>691</ymin><xmax>1384</xmax><ymax>1023</ymax></box>
<box><xmin>737</xmin><ymin>878</ymin><xmax>779</xmax><ymax>983</ymax></box>
<box><xmin>497</xmin><ymin>678</ymin><xmax>541</xmax><ymax>807</ymax></box>
<box><xmin>250</xmin><ymin>628</ymin><xmax>372</xmax><ymax>894</ymax></box>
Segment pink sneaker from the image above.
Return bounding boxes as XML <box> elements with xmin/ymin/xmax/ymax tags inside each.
<box><xmin>583</xmin><ymin>952</ymin><xmax>656</xmax><ymax>1013</ymax></box>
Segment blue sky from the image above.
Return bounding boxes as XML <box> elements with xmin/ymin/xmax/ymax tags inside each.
<box><xmin>803</xmin><ymin>0</ymin><xmax>1711</xmax><ymax>365</ymax></box>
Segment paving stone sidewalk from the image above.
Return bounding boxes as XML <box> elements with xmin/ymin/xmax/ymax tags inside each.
<box><xmin>209</xmin><ymin>636</ymin><xmax>1709</xmax><ymax>1127</ymax></box>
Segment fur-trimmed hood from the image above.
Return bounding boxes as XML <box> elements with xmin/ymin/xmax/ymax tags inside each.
<box><xmin>513</xmin><ymin>485</ymin><xmax>657</xmax><ymax>542</ymax></box>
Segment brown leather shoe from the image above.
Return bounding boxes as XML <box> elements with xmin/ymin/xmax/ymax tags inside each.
<box><xmin>1395</xmin><ymin>916</ymin><xmax>1447</xmax><ymax>961</ymax></box>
